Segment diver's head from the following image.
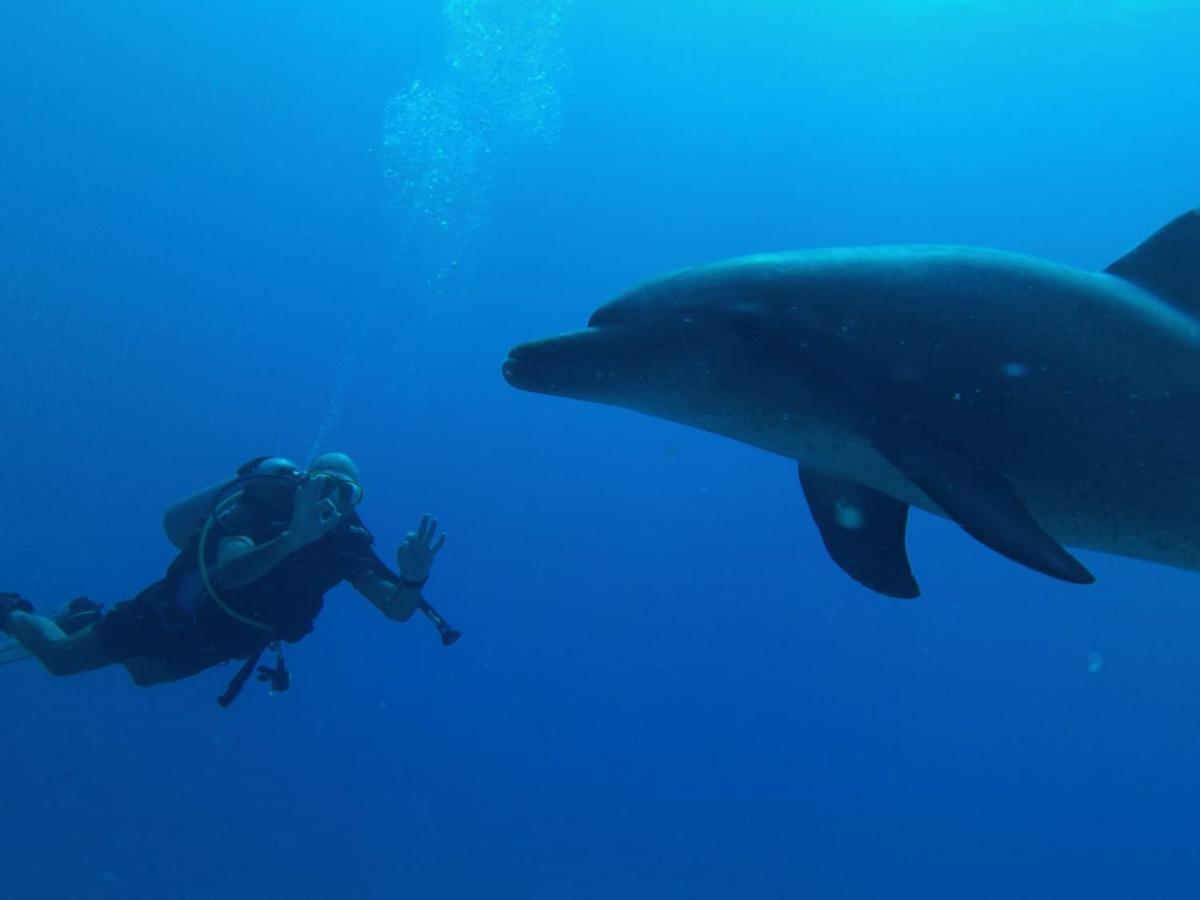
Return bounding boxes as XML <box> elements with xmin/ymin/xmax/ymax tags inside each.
<box><xmin>308</xmin><ymin>452</ymin><xmax>360</xmax><ymax>481</ymax></box>
<box><xmin>235</xmin><ymin>456</ymin><xmax>305</xmax><ymax>515</ymax></box>
<box><xmin>306</xmin><ymin>452</ymin><xmax>364</xmax><ymax>511</ymax></box>
<box><xmin>252</xmin><ymin>457</ymin><xmax>302</xmax><ymax>478</ymax></box>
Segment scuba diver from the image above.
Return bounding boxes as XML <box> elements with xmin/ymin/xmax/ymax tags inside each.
<box><xmin>0</xmin><ymin>452</ymin><xmax>458</xmax><ymax>706</ymax></box>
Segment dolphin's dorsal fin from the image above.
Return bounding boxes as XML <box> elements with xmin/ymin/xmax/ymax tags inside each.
<box><xmin>1104</xmin><ymin>209</ymin><xmax>1200</xmax><ymax>311</ymax></box>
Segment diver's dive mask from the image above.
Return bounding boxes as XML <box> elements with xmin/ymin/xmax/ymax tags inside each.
<box><xmin>307</xmin><ymin>471</ymin><xmax>364</xmax><ymax>512</ymax></box>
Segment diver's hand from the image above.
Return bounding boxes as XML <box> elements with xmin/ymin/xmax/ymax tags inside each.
<box><xmin>286</xmin><ymin>476</ymin><xmax>343</xmax><ymax>549</ymax></box>
<box><xmin>397</xmin><ymin>514</ymin><xmax>447</xmax><ymax>585</ymax></box>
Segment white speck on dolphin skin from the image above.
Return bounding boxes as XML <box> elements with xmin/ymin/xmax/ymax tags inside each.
<box><xmin>834</xmin><ymin>501</ymin><xmax>865</xmax><ymax>530</ymax></box>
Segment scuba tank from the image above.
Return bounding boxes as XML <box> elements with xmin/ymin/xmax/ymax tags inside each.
<box><xmin>160</xmin><ymin>455</ymin><xmax>305</xmax><ymax>709</ymax></box>
<box><xmin>162</xmin><ymin>456</ymin><xmax>300</xmax><ymax>549</ymax></box>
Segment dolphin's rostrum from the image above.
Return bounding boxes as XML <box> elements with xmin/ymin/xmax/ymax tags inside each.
<box><xmin>503</xmin><ymin>211</ymin><xmax>1200</xmax><ymax>597</ymax></box>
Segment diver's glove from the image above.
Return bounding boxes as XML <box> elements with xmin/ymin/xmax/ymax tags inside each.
<box><xmin>396</xmin><ymin>514</ymin><xmax>447</xmax><ymax>588</ymax></box>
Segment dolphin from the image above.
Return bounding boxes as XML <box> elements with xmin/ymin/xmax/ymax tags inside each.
<box><xmin>502</xmin><ymin>210</ymin><xmax>1200</xmax><ymax>598</ymax></box>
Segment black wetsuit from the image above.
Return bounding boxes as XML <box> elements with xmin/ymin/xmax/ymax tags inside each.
<box><xmin>94</xmin><ymin>503</ymin><xmax>397</xmax><ymax>680</ymax></box>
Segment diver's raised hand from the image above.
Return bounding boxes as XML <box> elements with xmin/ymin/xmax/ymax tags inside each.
<box><xmin>397</xmin><ymin>514</ymin><xmax>447</xmax><ymax>586</ymax></box>
<box><xmin>287</xmin><ymin>476</ymin><xmax>343</xmax><ymax>548</ymax></box>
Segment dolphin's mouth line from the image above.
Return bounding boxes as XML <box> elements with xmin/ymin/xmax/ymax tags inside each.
<box><xmin>502</xmin><ymin>324</ymin><xmax>656</xmax><ymax>399</ymax></box>
<box><xmin>504</xmin><ymin>325</ymin><xmax>602</xmax><ymax>362</ymax></box>
<box><xmin>503</xmin><ymin>329</ymin><xmax>600</xmax><ymax>391</ymax></box>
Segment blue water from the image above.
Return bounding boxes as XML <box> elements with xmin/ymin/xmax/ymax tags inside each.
<box><xmin>3</xmin><ymin>1</ymin><xmax>1200</xmax><ymax>897</ymax></box>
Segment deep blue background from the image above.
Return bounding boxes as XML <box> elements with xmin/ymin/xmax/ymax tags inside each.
<box><xmin>3</xmin><ymin>2</ymin><xmax>1200</xmax><ymax>897</ymax></box>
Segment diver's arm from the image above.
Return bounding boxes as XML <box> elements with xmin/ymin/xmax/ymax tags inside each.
<box><xmin>215</xmin><ymin>533</ymin><xmax>304</xmax><ymax>588</ymax></box>
<box><xmin>216</xmin><ymin>478</ymin><xmax>343</xmax><ymax>588</ymax></box>
<box><xmin>352</xmin><ymin>514</ymin><xmax>447</xmax><ymax>623</ymax></box>
<box><xmin>352</xmin><ymin>571</ymin><xmax>422</xmax><ymax>623</ymax></box>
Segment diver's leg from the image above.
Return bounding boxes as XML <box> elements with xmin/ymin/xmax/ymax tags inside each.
<box><xmin>4</xmin><ymin>612</ymin><xmax>114</xmax><ymax>676</ymax></box>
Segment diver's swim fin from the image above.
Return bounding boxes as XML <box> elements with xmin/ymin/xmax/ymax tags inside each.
<box><xmin>0</xmin><ymin>597</ymin><xmax>104</xmax><ymax>668</ymax></box>
<box><xmin>0</xmin><ymin>591</ymin><xmax>33</xmax><ymax>634</ymax></box>
<box><xmin>0</xmin><ymin>637</ymin><xmax>31</xmax><ymax>666</ymax></box>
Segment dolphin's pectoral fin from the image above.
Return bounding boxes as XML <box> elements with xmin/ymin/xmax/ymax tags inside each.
<box><xmin>798</xmin><ymin>466</ymin><xmax>920</xmax><ymax>599</ymax></box>
<box><xmin>870</xmin><ymin>418</ymin><xmax>1095</xmax><ymax>586</ymax></box>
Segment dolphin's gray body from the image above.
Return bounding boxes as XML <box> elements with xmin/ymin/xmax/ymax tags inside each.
<box><xmin>503</xmin><ymin>211</ymin><xmax>1200</xmax><ymax>597</ymax></box>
